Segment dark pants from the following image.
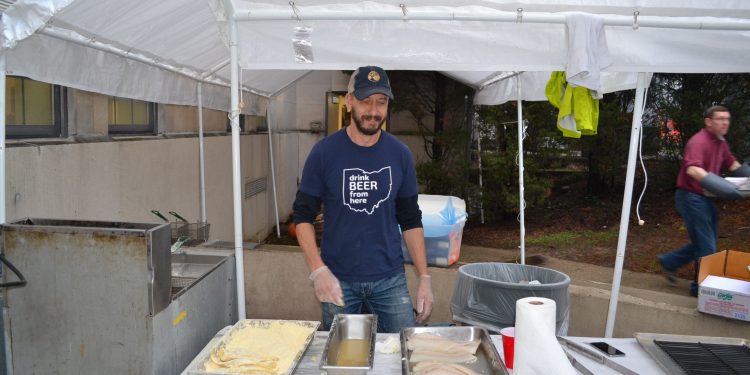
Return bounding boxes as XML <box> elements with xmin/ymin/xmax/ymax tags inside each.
<box><xmin>659</xmin><ymin>189</ymin><xmax>718</xmax><ymax>295</ymax></box>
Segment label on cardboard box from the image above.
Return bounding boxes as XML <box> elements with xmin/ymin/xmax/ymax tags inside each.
<box><xmin>698</xmin><ymin>275</ymin><xmax>750</xmax><ymax>321</ymax></box>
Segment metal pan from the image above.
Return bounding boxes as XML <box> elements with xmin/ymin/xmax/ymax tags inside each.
<box><xmin>400</xmin><ymin>326</ymin><xmax>508</xmax><ymax>375</ymax></box>
<box><xmin>320</xmin><ymin>314</ymin><xmax>377</xmax><ymax>375</ymax></box>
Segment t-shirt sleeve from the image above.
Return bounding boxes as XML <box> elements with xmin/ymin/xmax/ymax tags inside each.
<box><xmin>397</xmin><ymin>145</ymin><xmax>419</xmax><ymax>198</ymax></box>
<box><xmin>299</xmin><ymin>144</ymin><xmax>325</xmax><ymax>198</ymax></box>
<box><xmin>681</xmin><ymin>139</ymin><xmax>704</xmax><ymax>169</ymax></box>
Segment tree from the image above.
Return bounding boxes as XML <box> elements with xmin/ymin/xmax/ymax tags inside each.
<box><xmin>389</xmin><ymin>71</ymin><xmax>473</xmax><ymax>163</ymax></box>
<box><xmin>645</xmin><ymin>73</ymin><xmax>750</xmax><ymax>184</ymax></box>
<box><xmin>473</xmin><ymin>101</ymin><xmax>556</xmax><ymax>220</ymax></box>
<box><xmin>388</xmin><ymin>71</ymin><xmax>475</xmax><ymax>198</ymax></box>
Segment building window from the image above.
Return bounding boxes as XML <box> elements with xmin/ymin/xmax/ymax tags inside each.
<box><xmin>108</xmin><ymin>97</ymin><xmax>156</xmax><ymax>134</ymax></box>
<box><xmin>5</xmin><ymin>76</ymin><xmax>64</xmax><ymax>138</ymax></box>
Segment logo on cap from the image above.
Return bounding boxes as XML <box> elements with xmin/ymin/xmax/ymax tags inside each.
<box><xmin>367</xmin><ymin>70</ymin><xmax>381</xmax><ymax>83</ymax></box>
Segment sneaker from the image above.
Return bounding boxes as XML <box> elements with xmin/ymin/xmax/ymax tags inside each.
<box><xmin>658</xmin><ymin>257</ymin><xmax>677</xmax><ymax>284</ymax></box>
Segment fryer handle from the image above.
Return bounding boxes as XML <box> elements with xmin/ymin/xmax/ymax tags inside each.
<box><xmin>169</xmin><ymin>211</ymin><xmax>189</xmax><ymax>223</ymax></box>
<box><xmin>151</xmin><ymin>210</ymin><xmax>169</xmax><ymax>222</ymax></box>
<box><xmin>0</xmin><ymin>253</ymin><xmax>27</xmax><ymax>289</ymax></box>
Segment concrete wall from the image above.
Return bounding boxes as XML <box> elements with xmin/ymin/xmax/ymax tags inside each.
<box><xmin>246</xmin><ymin>245</ymin><xmax>750</xmax><ymax>338</ymax></box>
<box><xmin>245</xmin><ymin>245</ymin><xmax>459</xmax><ymax>324</ymax></box>
<box><xmin>6</xmin><ymin>134</ymin><xmax>292</xmax><ymax>241</ymax></box>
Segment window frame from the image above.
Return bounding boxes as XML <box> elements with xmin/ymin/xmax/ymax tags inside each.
<box><xmin>6</xmin><ymin>77</ymin><xmax>66</xmax><ymax>139</ymax></box>
<box><xmin>107</xmin><ymin>97</ymin><xmax>158</xmax><ymax>135</ymax></box>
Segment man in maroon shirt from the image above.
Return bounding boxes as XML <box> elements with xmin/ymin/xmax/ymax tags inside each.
<box><xmin>658</xmin><ymin>105</ymin><xmax>750</xmax><ymax>297</ymax></box>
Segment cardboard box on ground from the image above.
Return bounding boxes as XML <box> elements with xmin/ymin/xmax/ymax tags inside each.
<box><xmin>697</xmin><ymin>250</ymin><xmax>750</xmax><ymax>322</ymax></box>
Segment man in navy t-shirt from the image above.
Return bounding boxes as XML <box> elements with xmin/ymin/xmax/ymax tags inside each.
<box><xmin>293</xmin><ymin>66</ymin><xmax>433</xmax><ymax>332</ymax></box>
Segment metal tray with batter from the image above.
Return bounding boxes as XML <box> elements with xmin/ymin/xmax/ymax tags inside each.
<box><xmin>190</xmin><ymin>319</ymin><xmax>320</xmax><ymax>375</ymax></box>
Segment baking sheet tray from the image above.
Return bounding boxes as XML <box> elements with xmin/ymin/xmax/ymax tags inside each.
<box><xmin>189</xmin><ymin>319</ymin><xmax>320</xmax><ymax>375</ymax></box>
<box><xmin>400</xmin><ymin>326</ymin><xmax>509</xmax><ymax>375</ymax></box>
<box><xmin>634</xmin><ymin>332</ymin><xmax>749</xmax><ymax>375</ymax></box>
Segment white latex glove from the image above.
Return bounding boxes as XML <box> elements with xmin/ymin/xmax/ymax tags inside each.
<box><xmin>309</xmin><ymin>266</ymin><xmax>344</xmax><ymax>307</ymax></box>
<box><xmin>415</xmin><ymin>275</ymin><xmax>434</xmax><ymax>323</ymax></box>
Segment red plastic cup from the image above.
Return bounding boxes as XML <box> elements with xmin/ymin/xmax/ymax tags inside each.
<box><xmin>500</xmin><ymin>327</ymin><xmax>515</xmax><ymax>370</ymax></box>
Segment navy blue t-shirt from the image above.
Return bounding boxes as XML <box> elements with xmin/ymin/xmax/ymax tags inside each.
<box><xmin>299</xmin><ymin>128</ymin><xmax>418</xmax><ymax>282</ymax></box>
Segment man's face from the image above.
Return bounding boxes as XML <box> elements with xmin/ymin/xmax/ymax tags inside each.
<box><xmin>705</xmin><ymin>111</ymin><xmax>731</xmax><ymax>137</ymax></box>
<box><xmin>347</xmin><ymin>93</ymin><xmax>388</xmax><ymax>136</ymax></box>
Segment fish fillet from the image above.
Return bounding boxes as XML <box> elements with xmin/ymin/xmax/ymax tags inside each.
<box><xmin>413</xmin><ymin>362</ymin><xmax>481</xmax><ymax>375</ymax></box>
<box><xmin>408</xmin><ymin>333</ymin><xmax>481</xmax><ymax>364</ymax></box>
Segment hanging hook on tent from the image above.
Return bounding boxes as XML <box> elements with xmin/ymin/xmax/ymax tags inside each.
<box><xmin>289</xmin><ymin>1</ymin><xmax>301</xmax><ymax>22</ymax></box>
<box><xmin>400</xmin><ymin>4</ymin><xmax>408</xmax><ymax>20</ymax></box>
<box><xmin>516</xmin><ymin>8</ymin><xmax>523</xmax><ymax>24</ymax></box>
<box><xmin>632</xmin><ymin>11</ymin><xmax>640</xmax><ymax>30</ymax></box>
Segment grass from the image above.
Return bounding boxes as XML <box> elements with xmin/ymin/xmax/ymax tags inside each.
<box><xmin>524</xmin><ymin>229</ymin><xmax>618</xmax><ymax>247</ymax></box>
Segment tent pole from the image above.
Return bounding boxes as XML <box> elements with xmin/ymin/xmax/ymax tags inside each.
<box><xmin>197</xmin><ymin>82</ymin><xmax>207</xmax><ymax>223</ymax></box>
<box><xmin>227</xmin><ymin>12</ymin><xmax>247</xmax><ymax>320</ymax></box>
<box><xmin>605</xmin><ymin>72</ymin><xmax>650</xmax><ymax>337</ymax></box>
<box><xmin>0</xmin><ymin>52</ymin><xmax>13</xmax><ymax>375</ymax></box>
<box><xmin>477</xmin><ymin>122</ymin><xmax>485</xmax><ymax>224</ymax></box>
<box><xmin>0</xmin><ymin>53</ymin><xmax>5</xmax><ymax>225</ymax></box>
<box><xmin>266</xmin><ymin>100</ymin><xmax>281</xmax><ymax>238</ymax></box>
<box><xmin>516</xmin><ymin>75</ymin><xmax>525</xmax><ymax>265</ymax></box>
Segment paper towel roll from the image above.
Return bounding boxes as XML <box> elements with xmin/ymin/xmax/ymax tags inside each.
<box><xmin>513</xmin><ymin>297</ymin><xmax>576</xmax><ymax>375</ymax></box>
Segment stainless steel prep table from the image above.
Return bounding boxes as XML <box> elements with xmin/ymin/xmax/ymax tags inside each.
<box><xmin>182</xmin><ymin>327</ymin><xmax>667</xmax><ymax>374</ymax></box>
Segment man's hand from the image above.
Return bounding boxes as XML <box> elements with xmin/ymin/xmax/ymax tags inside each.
<box><xmin>415</xmin><ymin>275</ymin><xmax>434</xmax><ymax>323</ymax></box>
<box><xmin>309</xmin><ymin>266</ymin><xmax>344</xmax><ymax>306</ymax></box>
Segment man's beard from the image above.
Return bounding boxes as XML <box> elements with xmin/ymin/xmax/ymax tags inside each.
<box><xmin>352</xmin><ymin>109</ymin><xmax>385</xmax><ymax>136</ymax></box>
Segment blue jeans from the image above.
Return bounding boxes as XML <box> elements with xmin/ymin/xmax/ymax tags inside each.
<box><xmin>659</xmin><ymin>189</ymin><xmax>718</xmax><ymax>295</ymax></box>
<box><xmin>321</xmin><ymin>272</ymin><xmax>417</xmax><ymax>333</ymax></box>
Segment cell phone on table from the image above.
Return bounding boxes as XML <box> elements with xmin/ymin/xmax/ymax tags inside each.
<box><xmin>589</xmin><ymin>342</ymin><xmax>625</xmax><ymax>357</ymax></box>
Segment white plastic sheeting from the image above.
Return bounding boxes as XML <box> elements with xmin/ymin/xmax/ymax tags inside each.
<box><xmin>2</xmin><ymin>1</ymin><xmax>750</xmax><ymax>106</ymax></box>
<box><xmin>6</xmin><ymin>33</ymin><xmax>265</xmax><ymax>114</ymax></box>
<box><xmin>468</xmin><ymin>71</ymin><xmax>649</xmax><ymax>105</ymax></box>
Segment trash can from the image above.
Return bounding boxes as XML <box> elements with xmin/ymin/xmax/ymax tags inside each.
<box><xmin>450</xmin><ymin>262</ymin><xmax>570</xmax><ymax>335</ymax></box>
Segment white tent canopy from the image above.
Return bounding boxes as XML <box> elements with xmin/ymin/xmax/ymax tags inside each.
<box><xmin>2</xmin><ymin>1</ymin><xmax>750</xmax><ymax>105</ymax></box>
<box><xmin>2</xmin><ymin>0</ymin><xmax>750</xmax><ymax>337</ymax></box>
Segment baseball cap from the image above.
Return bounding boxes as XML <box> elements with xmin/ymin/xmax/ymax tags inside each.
<box><xmin>348</xmin><ymin>66</ymin><xmax>394</xmax><ymax>101</ymax></box>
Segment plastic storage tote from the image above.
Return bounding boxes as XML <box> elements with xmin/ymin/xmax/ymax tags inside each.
<box><xmin>402</xmin><ymin>195</ymin><xmax>468</xmax><ymax>267</ymax></box>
